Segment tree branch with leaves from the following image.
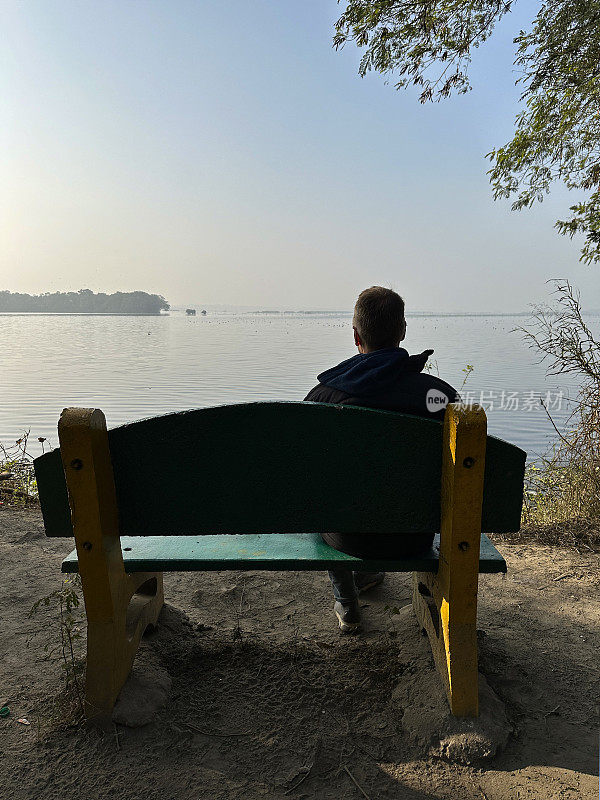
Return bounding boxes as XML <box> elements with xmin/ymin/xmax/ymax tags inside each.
<box><xmin>335</xmin><ymin>0</ymin><xmax>600</xmax><ymax>263</ymax></box>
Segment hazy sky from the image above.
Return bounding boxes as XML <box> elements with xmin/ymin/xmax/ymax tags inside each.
<box><xmin>2</xmin><ymin>0</ymin><xmax>598</xmax><ymax>311</ymax></box>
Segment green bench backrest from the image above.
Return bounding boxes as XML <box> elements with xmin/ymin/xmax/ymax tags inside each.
<box><xmin>34</xmin><ymin>401</ymin><xmax>526</xmax><ymax>538</ymax></box>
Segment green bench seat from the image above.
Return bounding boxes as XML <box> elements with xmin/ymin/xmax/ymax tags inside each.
<box><xmin>61</xmin><ymin>532</ymin><xmax>507</xmax><ymax>574</ymax></box>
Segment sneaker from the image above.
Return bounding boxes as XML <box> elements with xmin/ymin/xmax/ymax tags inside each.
<box><xmin>354</xmin><ymin>572</ymin><xmax>385</xmax><ymax>594</ymax></box>
<box><xmin>334</xmin><ymin>600</ymin><xmax>361</xmax><ymax>633</ymax></box>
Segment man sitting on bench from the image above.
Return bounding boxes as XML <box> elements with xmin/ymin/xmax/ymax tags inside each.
<box><xmin>304</xmin><ymin>286</ymin><xmax>459</xmax><ymax>632</ymax></box>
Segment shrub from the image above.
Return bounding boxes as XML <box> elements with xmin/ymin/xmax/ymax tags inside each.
<box><xmin>518</xmin><ymin>280</ymin><xmax>600</xmax><ymax>548</ymax></box>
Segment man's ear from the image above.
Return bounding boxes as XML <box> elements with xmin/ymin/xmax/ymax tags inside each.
<box><xmin>399</xmin><ymin>319</ymin><xmax>407</xmax><ymax>342</ymax></box>
<box><xmin>353</xmin><ymin>327</ymin><xmax>361</xmax><ymax>348</ymax></box>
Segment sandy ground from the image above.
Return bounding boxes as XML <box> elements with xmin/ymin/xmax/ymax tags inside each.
<box><xmin>0</xmin><ymin>505</ymin><xmax>598</xmax><ymax>800</ymax></box>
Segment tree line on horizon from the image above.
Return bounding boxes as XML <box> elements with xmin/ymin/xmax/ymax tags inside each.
<box><xmin>0</xmin><ymin>289</ymin><xmax>170</xmax><ymax>314</ymax></box>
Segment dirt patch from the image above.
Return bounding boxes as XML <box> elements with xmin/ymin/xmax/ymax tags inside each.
<box><xmin>0</xmin><ymin>506</ymin><xmax>598</xmax><ymax>799</ymax></box>
<box><xmin>112</xmin><ymin>644</ymin><xmax>172</xmax><ymax>727</ymax></box>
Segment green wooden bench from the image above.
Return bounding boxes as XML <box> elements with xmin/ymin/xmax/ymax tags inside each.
<box><xmin>34</xmin><ymin>401</ymin><xmax>525</xmax><ymax>723</ymax></box>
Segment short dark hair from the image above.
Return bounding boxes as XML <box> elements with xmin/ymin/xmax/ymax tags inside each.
<box><xmin>353</xmin><ymin>286</ymin><xmax>405</xmax><ymax>350</ymax></box>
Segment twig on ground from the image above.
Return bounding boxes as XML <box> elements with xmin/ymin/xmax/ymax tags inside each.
<box><xmin>183</xmin><ymin>721</ymin><xmax>250</xmax><ymax>737</ymax></box>
<box><xmin>537</xmin><ymin>573</ymin><xmax>573</xmax><ymax>590</ymax></box>
<box><xmin>352</xmin><ymin>740</ymin><xmax>380</xmax><ymax>761</ymax></box>
<box><xmin>343</xmin><ymin>765</ymin><xmax>371</xmax><ymax>800</ymax></box>
<box><xmin>270</xmin><ymin>599</ymin><xmax>295</xmax><ymax>609</ymax></box>
<box><xmin>327</xmin><ymin>709</ymin><xmax>350</xmax><ymax>737</ymax></box>
<box><xmin>544</xmin><ymin>704</ymin><xmax>560</xmax><ymax>718</ymax></box>
<box><xmin>284</xmin><ymin>762</ymin><xmax>314</xmax><ymax>795</ymax></box>
<box><xmin>469</xmin><ymin>776</ymin><xmax>490</xmax><ymax>799</ymax></box>
<box><xmin>232</xmin><ymin>580</ymin><xmax>246</xmax><ymax>643</ymax></box>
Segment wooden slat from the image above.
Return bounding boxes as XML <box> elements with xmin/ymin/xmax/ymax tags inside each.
<box><xmin>61</xmin><ymin>532</ymin><xmax>507</xmax><ymax>574</ymax></box>
<box><xmin>35</xmin><ymin>402</ymin><xmax>526</xmax><ymax>538</ymax></box>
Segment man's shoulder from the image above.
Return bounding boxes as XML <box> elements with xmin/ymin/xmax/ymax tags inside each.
<box><xmin>303</xmin><ymin>371</ymin><xmax>460</xmax><ymax>419</ymax></box>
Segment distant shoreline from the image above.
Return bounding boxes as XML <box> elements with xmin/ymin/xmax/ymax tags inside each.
<box><xmin>0</xmin><ymin>289</ymin><xmax>170</xmax><ymax>315</ymax></box>
<box><xmin>3</xmin><ymin>309</ymin><xmax>598</xmax><ymax>318</ymax></box>
<box><xmin>0</xmin><ymin>312</ymin><xmax>168</xmax><ymax>317</ymax></box>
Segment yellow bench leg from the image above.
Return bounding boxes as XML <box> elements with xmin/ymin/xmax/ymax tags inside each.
<box><xmin>58</xmin><ymin>407</ymin><xmax>164</xmax><ymax>722</ymax></box>
<box><xmin>412</xmin><ymin>403</ymin><xmax>487</xmax><ymax>717</ymax></box>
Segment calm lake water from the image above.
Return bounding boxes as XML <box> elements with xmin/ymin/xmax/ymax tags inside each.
<box><xmin>1</xmin><ymin>311</ymin><xmax>591</xmax><ymax>460</ymax></box>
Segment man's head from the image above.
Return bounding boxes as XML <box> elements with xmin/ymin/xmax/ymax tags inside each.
<box><xmin>352</xmin><ymin>286</ymin><xmax>406</xmax><ymax>353</ymax></box>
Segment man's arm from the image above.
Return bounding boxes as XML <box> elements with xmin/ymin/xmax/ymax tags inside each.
<box><xmin>304</xmin><ymin>384</ymin><xmax>351</xmax><ymax>404</ymax></box>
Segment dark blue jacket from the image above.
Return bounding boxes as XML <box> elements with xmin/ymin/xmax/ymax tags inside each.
<box><xmin>304</xmin><ymin>346</ymin><xmax>459</xmax><ymax>558</ymax></box>
<box><xmin>304</xmin><ymin>346</ymin><xmax>458</xmax><ymax>420</ymax></box>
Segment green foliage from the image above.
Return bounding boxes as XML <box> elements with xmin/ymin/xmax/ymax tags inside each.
<box><xmin>334</xmin><ymin>0</ymin><xmax>512</xmax><ymax>101</ymax></box>
<box><xmin>488</xmin><ymin>1</ymin><xmax>600</xmax><ymax>263</ymax></box>
<box><xmin>384</xmin><ymin>604</ymin><xmax>403</xmax><ymax>615</ymax></box>
<box><xmin>522</xmin><ymin>460</ymin><xmax>600</xmax><ymax>528</ymax></box>
<box><xmin>335</xmin><ymin>0</ymin><xmax>600</xmax><ymax>262</ymax></box>
<box><xmin>0</xmin><ymin>289</ymin><xmax>170</xmax><ymax>314</ymax></box>
<box><xmin>460</xmin><ymin>364</ymin><xmax>474</xmax><ymax>389</ymax></box>
<box><xmin>0</xmin><ymin>430</ymin><xmax>41</xmax><ymax>505</ymax></box>
<box><xmin>383</xmin><ymin>603</ymin><xmax>405</xmax><ymax>637</ymax></box>
<box><xmin>29</xmin><ymin>575</ymin><xmax>85</xmax><ymax>719</ymax></box>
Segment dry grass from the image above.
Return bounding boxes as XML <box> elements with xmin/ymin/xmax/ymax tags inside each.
<box><xmin>510</xmin><ymin>280</ymin><xmax>600</xmax><ymax>550</ymax></box>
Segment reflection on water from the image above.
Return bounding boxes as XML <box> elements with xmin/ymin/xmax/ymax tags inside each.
<box><xmin>1</xmin><ymin>311</ymin><xmax>589</xmax><ymax>459</ymax></box>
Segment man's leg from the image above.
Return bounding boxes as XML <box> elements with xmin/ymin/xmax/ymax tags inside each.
<box><xmin>353</xmin><ymin>572</ymin><xmax>385</xmax><ymax>593</ymax></box>
<box><xmin>327</xmin><ymin>569</ymin><xmax>361</xmax><ymax>632</ymax></box>
<box><xmin>328</xmin><ymin>568</ymin><xmax>357</xmax><ymax>604</ymax></box>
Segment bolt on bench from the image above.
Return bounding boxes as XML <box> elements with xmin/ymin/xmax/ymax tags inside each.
<box><xmin>34</xmin><ymin>401</ymin><xmax>525</xmax><ymax>723</ymax></box>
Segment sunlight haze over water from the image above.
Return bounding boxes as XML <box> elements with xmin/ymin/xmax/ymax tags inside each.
<box><xmin>0</xmin><ymin>311</ymin><xmax>585</xmax><ymax>459</ymax></box>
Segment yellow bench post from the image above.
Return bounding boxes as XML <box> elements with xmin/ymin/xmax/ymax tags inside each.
<box><xmin>58</xmin><ymin>408</ymin><xmax>164</xmax><ymax>722</ymax></box>
<box><xmin>412</xmin><ymin>403</ymin><xmax>487</xmax><ymax>717</ymax></box>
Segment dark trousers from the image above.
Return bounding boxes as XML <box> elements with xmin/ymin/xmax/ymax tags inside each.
<box><xmin>324</xmin><ymin>531</ymin><xmax>436</xmax><ymax>606</ymax></box>
<box><xmin>328</xmin><ymin>570</ymin><xmax>364</xmax><ymax>605</ymax></box>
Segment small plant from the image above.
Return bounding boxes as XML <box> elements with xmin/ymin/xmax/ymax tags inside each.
<box><xmin>423</xmin><ymin>358</ymin><xmax>439</xmax><ymax>377</ymax></box>
<box><xmin>29</xmin><ymin>575</ymin><xmax>85</xmax><ymax>720</ymax></box>
<box><xmin>517</xmin><ymin>280</ymin><xmax>600</xmax><ymax>545</ymax></box>
<box><xmin>460</xmin><ymin>364</ymin><xmax>474</xmax><ymax>390</ymax></box>
<box><xmin>0</xmin><ymin>430</ymin><xmax>48</xmax><ymax>505</ymax></box>
<box><xmin>383</xmin><ymin>603</ymin><xmax>404</xmax><ymax>638</ymax></box>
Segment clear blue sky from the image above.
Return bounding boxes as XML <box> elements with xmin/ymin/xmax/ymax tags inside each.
<box><xmin>2</xmin><ymin>0</ymin><xmax>598</xmax><ymax>310</ymax></box>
